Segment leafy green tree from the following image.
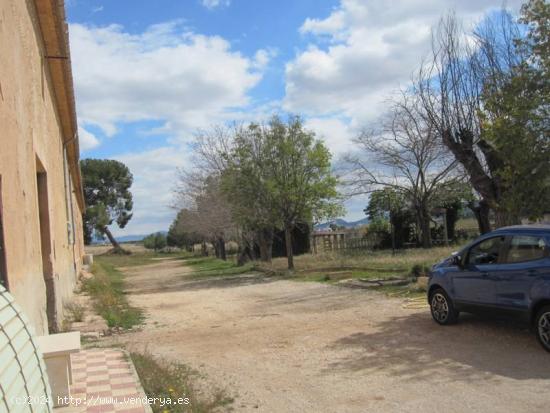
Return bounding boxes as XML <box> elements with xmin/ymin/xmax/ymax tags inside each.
<box><xmin>221</xmin><ymin>123</ymin><xmax>279</xmax><ymax>262</ymax></box>
<box><xmin>365</xmin><ymin>189</ymin><xmax>415</xmax><ymax>249</ymax></box>
<box><xmin>167</xmin><ymin>209</ymin><xmax>201</xmax><ymax>250</ymax></box>
<box><xmin>520</xmin><ymin>0</ymin><xmax>549</xmax><ymax>75</ymax></box>
<box><xmin>81</xmin><ymin>159</ymin><xmax>133</xmax><ymax>252</ymax></box>
<box><xmin>222</xmin><ymin>117</ymin><xmax>342</xmax><ymax>269</ymax></box>
<box><xmin>143</xmin><ymin>232</ymin><xmax>167</xmax><ymax>251</ymax></box>
<box><xmin>366</xmin><ymin>217</ymin><xmax>392</xmax><ymax>248</ymax></box>
<box><xmin>480</xmin><ymin>0</ymin><xmax>550</xmax><ymax>221</ymax></box>
<box><xmin>262</xmin><ymin>116</ymin><xmax>342</xmax><ymax>270</ymax></box>
<box><xmin>432</xmin><ymin>181</ymin><xmax>473</xmax><ymax>241</ymax></box>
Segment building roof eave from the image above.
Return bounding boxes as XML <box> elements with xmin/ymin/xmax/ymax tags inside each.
<box><xmin>33</xmin><ymin>0</ymin><xmax>85</xmax><ymax>211</ymax></box>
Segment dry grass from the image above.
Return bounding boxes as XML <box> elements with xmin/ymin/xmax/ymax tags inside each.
<box><xmin>83</xmin><ymin>259</ymin><xmax>143</xmax><ymax>329</ymax></box>
<box><xmin>131</xmin><ymin>352</ymin><xmax>233</xmax><ymax>413</ymax></box>
<box><xmin>64</xmin><ymin>302</ymin><xmax>85</xmax><ymax>322</ymax></box>
<box><xmin>262</xmin><ymin>246</ymin><xmax>459</xmax><ymax>272</ymax></box>
<box><xmin>256</xmin><ymin>246</ymin><xmax>462</xmax><ymax>282</ymax></box>
<box><xmin>85</xmin><ymin>243</ymin><xmax>149</xmax><ymax>256</ymax></box>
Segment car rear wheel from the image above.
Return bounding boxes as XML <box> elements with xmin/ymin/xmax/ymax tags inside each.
<box><xmin>430</xmin><ymin>288</ymin><xmax>459</xmax><ymax>325</ymax></box>
<box><xmin>535</xmin><ymin>305</ymin><xmax>550</xmax><ymax>352</ymax></box>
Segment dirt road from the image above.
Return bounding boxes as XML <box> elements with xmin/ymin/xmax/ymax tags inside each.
<box><xmin>110</xmin><ymin>257</ymin><xmax>550</xmax><ymax>412</ymax></box>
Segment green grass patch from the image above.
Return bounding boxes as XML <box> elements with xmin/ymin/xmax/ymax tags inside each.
<box><xmin>83</xmin><ymin>259</ymin><xmax>143</xmax><ymax>329</ymax></box>
<box><xmin>130</xmin><ymin>352</ymin><xmax>233</xmax><ymax>413</ymax></box>
<box><xmin>273</xmin><ymin>267</ymin><xmax>410</xmax><ymax>284</ymax></box>
<box><xmin>184</xmin><ymin>257</ymin><xmax>255</xmax><ymax>279</ymax></box>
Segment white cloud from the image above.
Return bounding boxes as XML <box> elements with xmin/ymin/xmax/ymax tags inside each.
<box><xmin>287</xmin><ymin>0</ymin><xmax>524</xmax><ymax>223</ymax></box>
<box><xmin>201</xmin><ymin>0</ymin><xmax>230</xmax><ymax>10</ymax></box>
<box><xmin>69</xmin><ymin>21</ymin><xmax>272</xmax><ymax>235</ymax></box>
<box><xmin>285</xmin><ymin>0</ymin><xmax>524</xmax><ymax>124</ymax></box>
<box><xmin>69</xmin><ymin>21</ymin><xmax>264</xmax><ymax>140</ymax></box>
<box><xmin>252</xmin><ymin>48</ymin><xmax>278</xmax><ymax>70</ymax></box>
<box><xmin>78</xmin><ymin>126</ymin><xmax>100</xmax><ymax>151</ymax></box>
<box><xmin>300</xmin><ymin>9</ymin><xmax>346</xmax><ymax>37</ymax></box>
<box><xmin>112</xmin><ymin>145</ymin><xmax>192</xmax><ymax>236</ymax></box>
<box><xmin>305</xmin><ymin>117</ymin><xmax>355</xmax><ymax>158</ymax></box>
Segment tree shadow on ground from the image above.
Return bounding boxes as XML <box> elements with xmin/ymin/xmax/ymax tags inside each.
<box><xmin>326</xmin><ymin>312</ymin><xmax>550</xmax><ymax>382</ymax></box>
<box><xmin>126</xmin><ymin>273</ymin><xmax>281</xmax><ymax>295</ymax></box>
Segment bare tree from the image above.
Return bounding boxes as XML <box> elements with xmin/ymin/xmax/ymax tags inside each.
<box><xmin>174</xmin><ymin>124</ymin><xmax>274</xmax><ymax>263</ymax></box>
<box><xmin>415</xmin><ymin>11</ymin><xmax>527</xmax><ymax>231</ymax></box>
<box><xmin>188</xmin><ymin>124</ymin><xmax>278</xmax><ymax>262</ymax></box>
<box><xmin>172</xmin><ymin>126</ymin><xmax>240</xmax><ymax>259</ymax></box>
<box><xmin>347</xmin><ymin>95</ymin><xmax>460</xmax><ymax>248</ymax></box>
<box><xmin>174</xmin><ymin>173</ymin><xmax>235</xmax><ymax>259</ymax></box>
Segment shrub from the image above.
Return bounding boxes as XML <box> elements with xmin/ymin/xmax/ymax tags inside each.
<box><xmin>410</xmin><ymin>263</ymin><xmax>431</xmax><ymax>279</ymax></box>
<box><xmin>131</xmin><ymin>352</ymin><xmax>233</xmax><ymax>413</ymax></box>
<box><xmin>65</xmin><ymin>302</ymin><xmax>85</xmax><ymax>322</ymax></box>
<box><xmin>143</xmin><ymin>232</ymin><xmax>167</xmax><ymax>251</ymax></box>
<box><xmin>365</xmin><ymin>218</ymin><xmax>392</xmax><ymax>249</ymax></box>
<box><xmin>83</xmin><ymin>261</ymin><xmax>143</xmax><ymax>330</ymax></box>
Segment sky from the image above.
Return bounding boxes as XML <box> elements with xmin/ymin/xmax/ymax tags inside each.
<box><xmin>66</xmin><ymin>0</ymin><xmax>523</xmax><ymax>237</ymax></box>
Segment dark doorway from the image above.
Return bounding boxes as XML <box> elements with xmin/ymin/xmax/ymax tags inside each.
<box><xmin>0</xmin><ymin>176</ymin><xmax>8</xmax><ymax>289</ymax></box>
<box><xmin>36</xmin><ymin>159</ymin><xmax>58</xmax><ymax>333</ymax></box>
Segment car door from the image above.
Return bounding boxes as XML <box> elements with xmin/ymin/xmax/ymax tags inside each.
<box><xmin>494</xmin><ymin>234</ymin><xmax>550</xmax><ymax>311</ymax></box>
<box><xmin>451</xmin><ymin>235</ymin><xmax>506</xmax><ymax>306</ymax></box>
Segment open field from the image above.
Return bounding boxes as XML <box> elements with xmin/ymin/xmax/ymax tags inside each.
<box><xmin>256</xmin><ymin>246</ymin><xmax>461</xmax><ymax>282</ymax></box>
<box><xmin>85</xmin><ymin>252</ymin><xmax>550</xmax><ymax>413</ymax></box>
<box><xmin>86</xmin><ymin>243</ymin><xmax>149</xmax><ymax>256</ymax></box>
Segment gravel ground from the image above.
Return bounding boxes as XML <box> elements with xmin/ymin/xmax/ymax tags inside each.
<box><xmin>107</xmin><ymin>258</ymin><xmax>550</xmax><ymax>413</ymax></box>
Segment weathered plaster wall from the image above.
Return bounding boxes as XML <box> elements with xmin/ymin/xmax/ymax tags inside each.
<box><xmin>0</xmin><ymin>0</ymin><xmax>84</xmax><ymax>335</ymax></box>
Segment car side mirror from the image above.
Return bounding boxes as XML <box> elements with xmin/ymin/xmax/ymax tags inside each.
<box><xmin>451</xmin><ymin>254</ymin><xmax>464</xmax><ymax>269</ymax></box>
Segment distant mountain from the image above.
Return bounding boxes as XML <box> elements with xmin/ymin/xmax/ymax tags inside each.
<box><xmin>315</xmin><ymin>217</ymin><xmax>369</xmax><ymax>231</ymax></box>
<box><xmin>91</xmin><ymin>231</ymin><xmax>167</xmax><ymax>244</ymax></box>
<box><xmin>116</xmin><ymin>234</ymin><xmax>148</xmax><ymax>243</ymax></box>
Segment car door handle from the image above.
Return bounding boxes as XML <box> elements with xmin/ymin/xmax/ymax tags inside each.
<box><xmin>481</xmin><ymin>272</ymin><xmax>489</xmax><ymax>277</ymax></box>
<box><xmin>528</xmin><ymin>269</ymin><xmax>538</xmax><ymax>276</ymax></box>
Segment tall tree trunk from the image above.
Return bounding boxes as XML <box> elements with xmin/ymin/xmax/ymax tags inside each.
<box><xmin>103</xmin><ymin>226</ymin><xmax>126</xmax><ymax>253</ymax></box>
<box><xmin>284</xmin><ymin>224</ymin><xmax>294</xmax><ymax>271</ymax></box>
<box><xmin>212</xmin><ymin>239</ymin><xmax>220</xmax><ymax>258</ymax></box>
<box><xmin>237</xmin><ymin>234</ymin><xmax>255</xmax><ymax>266</ymax></box>
<box><xmin>414</xmin><ymin>210</ymin><xmax>422</xmax><ymax>247</ymax></box>
<box><xmin>469</xmin><ymin>200</ymin><xmax>491</xmax><ymax>234</ymax></box>
<box><xmin>445</xmin><ymin>206</ymin><xmax>459</xmax><ymax>240</ymax></box>
<box><xmin>393</xmin><ymin>218</ymin><xmax>404</xmax><ymax>249</ymax></box>
<box><xmin>218</xmin><ymin>237</ymin><xmax>227</xmax><ymax>261</ymax></box>
<box><xmin>257</xmin><ymin>228</ymin><xmax>274</xmax><ymax>262</ymax></box>
<box><xmin>419</xmin><ymin>207</ymin><xmax>432</xmax><ymax>248</ymax></box>
<box><xmin>494</xmin><ymin>209</ymin><xmax>521</xmax><ymax>228</ymax></box>
<box><xmin>237</xmin><ymin>241</ymin><xmax>250</xmax><ymax>266</ymax></box>
<box><xmin>201</xmin><ymin>241</ymin><xmax>208</xmax><ymax>256</ymax></box>
<box><xmin>237</xmin><ymin>249</ymin><xmax>249</xmax><ymax>266</ymax></box>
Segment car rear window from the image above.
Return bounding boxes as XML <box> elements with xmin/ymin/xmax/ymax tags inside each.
<box><xmin>506</xmin><ymin>235</ymin><xmax>547</xmax><ymax>263</ymax></box>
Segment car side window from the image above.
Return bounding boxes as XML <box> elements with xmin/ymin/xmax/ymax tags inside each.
<box><xmin>506</xmin><ymin>235</ymin><xmax>547</xmax><ymax>263</ymax></box>
<box><xmin>467</xmin><ymin>236</ymin><xmax>505</xmax><ymax>266</ymax></box>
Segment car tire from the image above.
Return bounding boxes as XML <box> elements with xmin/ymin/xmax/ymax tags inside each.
<box><xmin>535</xmin><ymin>305</ymin><xmax>550</xmax><ymax>353</ymax></box>
<box><xmin>429</xmin><ymin>288</ymin><xmax>459</xmax><ymax>325</ymax></box>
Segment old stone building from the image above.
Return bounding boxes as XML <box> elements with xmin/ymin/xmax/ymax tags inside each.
<box><xmin>0</xmin><ymin>0</ymin><xmax>85</xmax><ymax>335</ymax></box>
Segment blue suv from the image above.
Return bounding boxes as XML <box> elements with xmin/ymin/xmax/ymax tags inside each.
<box><xmin>428</xmin><ymin>225</ymin><xmax>550</xmax><ymax>352</ymax></box>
